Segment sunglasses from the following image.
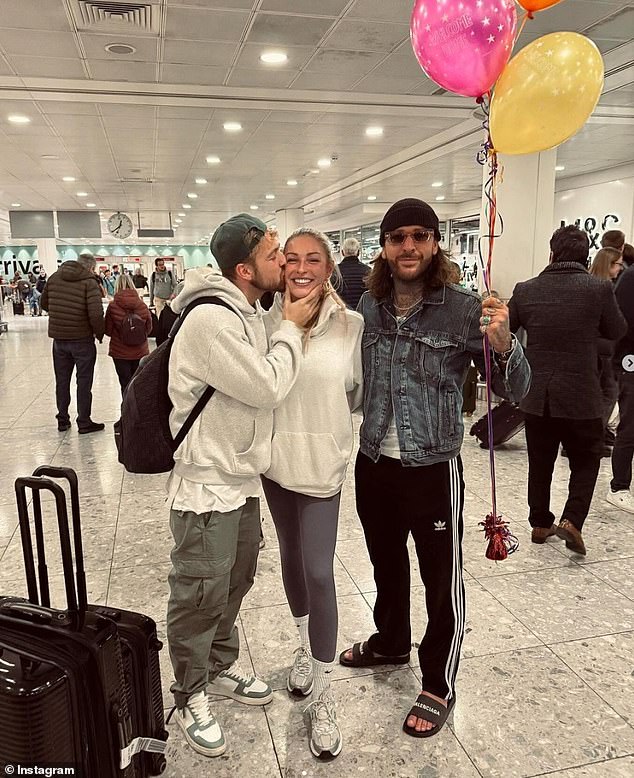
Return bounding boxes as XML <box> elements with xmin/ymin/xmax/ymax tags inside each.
<box><xmin>385</xmin><ymin>230</ymin><xmax>434</xmax><ymax>245</ymax></box>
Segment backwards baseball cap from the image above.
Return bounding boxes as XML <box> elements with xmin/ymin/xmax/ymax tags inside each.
<box><xmin>379</xmin><ymin>198</ymin><xmax>441</xmax><ymax>246</ymax></box>
<box><xmin>210</xmin><ymin>213</ymin><xmax>268</xmax><ymax>271</ymax></box>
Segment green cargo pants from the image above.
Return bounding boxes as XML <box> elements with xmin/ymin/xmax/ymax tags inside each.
<box><xmin>166</xmin><ymin>496</ymin><xmax>260</xmax><ymax>708</ymax></box>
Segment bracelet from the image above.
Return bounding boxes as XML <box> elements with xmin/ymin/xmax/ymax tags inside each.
<box><xmin>494</xmin><ymin>342</ymin><xmax>515</xmax><ymax>361</ymax></box>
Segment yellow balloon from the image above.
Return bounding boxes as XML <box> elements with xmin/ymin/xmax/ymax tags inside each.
<box><xmin>490</xmin><ymin>32</ymin><xmax>604</xmax><ymax>155</ymax></box>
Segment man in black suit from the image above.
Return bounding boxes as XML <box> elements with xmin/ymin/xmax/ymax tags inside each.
<box><xmin>509</xmin><ymin>226</ymin><xmax>626</xmax><ymax>555</ymax></box>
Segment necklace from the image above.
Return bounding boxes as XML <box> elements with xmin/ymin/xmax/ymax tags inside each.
<box><xmin>393</xmin><ymin>293</ymin><xmax>424</xmax><ymax>315</ymax></box>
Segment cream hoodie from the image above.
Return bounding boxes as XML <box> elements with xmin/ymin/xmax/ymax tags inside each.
<box><xmin>168</xmin><ymin>268</ymin><xmax>303</xmax><ymax>486</ymax></box>
<box><xmin>263</xmin><ymin>293</ymin><xmax>364</xmax><ymax>498</ymax></box>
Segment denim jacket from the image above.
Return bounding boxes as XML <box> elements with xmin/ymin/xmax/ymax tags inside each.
<box><xmin>358</xmin><ymin>285</ymin><xmax>531</xmax><ymax>466</ymax></box>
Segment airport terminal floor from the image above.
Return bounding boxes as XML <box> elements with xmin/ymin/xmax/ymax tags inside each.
<box><xmin>1</xmin><ymin>314</ymin><xmax>633</xmax><ymax>778</ymax></box>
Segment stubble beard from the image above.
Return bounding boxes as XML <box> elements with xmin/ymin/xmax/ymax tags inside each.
<box><xmin>252</xmin><ymin>265</ymin><xmax>285</xmax><ymax>294</ymax></box>
<box><xmin>389</xmin><ymin>253</ymin><xmax>430</xmax><ymax>287</ymax></box>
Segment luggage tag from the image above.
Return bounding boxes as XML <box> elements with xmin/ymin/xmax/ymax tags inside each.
<box><xmin>120</xmin><ymin>737</ymin><xmax>168</xmax><ymax>769</ymax></box>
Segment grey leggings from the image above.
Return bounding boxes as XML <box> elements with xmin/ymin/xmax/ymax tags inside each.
<box><xmin>261</xmin><ymin>476</ymin><xmax>340</xmax><ymax>662</ymax></box>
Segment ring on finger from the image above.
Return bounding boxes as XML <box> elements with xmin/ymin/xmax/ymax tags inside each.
<box><xmin>481</xmin><ymin>314</ymin><xmax>492</xmax><ymax>327</ymax></box>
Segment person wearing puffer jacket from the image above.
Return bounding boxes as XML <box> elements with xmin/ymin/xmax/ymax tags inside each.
<box><xmin>105</xmin><ymin>274</ymin><xmax>152</xmax><ymax>393</ymax></box>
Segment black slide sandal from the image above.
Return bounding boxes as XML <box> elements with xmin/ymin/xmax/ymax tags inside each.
<box><xmin>402</xmin><ymin>694</ymin><xmax>456</xmax><ymax>739</ymax></box>
<box><xmin>339</xmin><ymin>641</ymin><xmax>410</xmax><ymax>668</ymax></box>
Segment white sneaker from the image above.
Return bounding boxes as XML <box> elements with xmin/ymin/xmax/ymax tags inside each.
<box><xmin>288</xmin><ymin>646</ymin><xmax>314</xmax><ymax>697</ymax></box>
<box><xmin>208</xmin><ymin>663</ymin><xmax>273</xmax><ymax>705</ymax></box>
<box><xmin>606</xmin><ymin>489</ymin><xmax>634</xmax><ymax>514</ymax></box>
<box><xmin>304</xmin><ymin>690</ymin><xmax>342</xmax><ymax>760</ymax></box>
<box><xmin>175</xmin><ymin>691</ymin><xmax>226</xmax><ymax>757</ymax></box>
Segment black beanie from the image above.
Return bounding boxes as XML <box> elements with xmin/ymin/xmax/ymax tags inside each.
<box><xmin>379</xmin><ymin>198</ymin><xmax>441</xmax><ymax>246</ymax></box>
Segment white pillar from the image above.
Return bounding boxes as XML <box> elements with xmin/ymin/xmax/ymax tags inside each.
<box><xmin>479</xmin><ymin>148</ymin><xmax>556</xmax><ymax>298</ymax></box>
<box><xmin>275</xmin><ymin>208</ymin><xmax>304</xmax><ymax>243</ymax></box>
<box><xmin>35</xmin><ymin>239</ymin><xmax>60</xmax><ymax>275</ymax></box>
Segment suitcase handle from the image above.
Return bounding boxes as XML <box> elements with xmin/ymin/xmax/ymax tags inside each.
<box><xmin>0</xmin><ymin>599</ymin><xmax>71</xmax><ymax>626</ymax></box>
<box><xmin>15</xmin><ymin>476</ymin><xmax>81</xmax><ymax>621</ymax></box>
<box><xmin>32</xmin><ymin>466</ymin><xmax>88</xmax><ymax>613</ymax></box>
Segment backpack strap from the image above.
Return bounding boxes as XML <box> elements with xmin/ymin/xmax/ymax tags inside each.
<box><xmin>171</xmin><ymin>296</ymin><xmax>235</xmax><ymax>449</ymax></box>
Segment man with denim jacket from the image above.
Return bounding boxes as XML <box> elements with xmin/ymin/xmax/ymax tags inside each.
<box><xmin>340</xmin><ymin>198</ymin><xmax>531</xmax><ymax>739</ymax></box>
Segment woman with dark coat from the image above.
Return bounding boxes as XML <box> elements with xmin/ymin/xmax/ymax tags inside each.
<box><xmin>105</xmin><ymin>274</ymin><xmax>152</xmax><ymax>393</ymax></box>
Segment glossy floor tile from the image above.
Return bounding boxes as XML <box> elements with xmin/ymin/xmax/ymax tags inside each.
<box><xmin>1</xmin><ymin>314</ymin><xmax>633</xmax><ymax>777</ymax></box>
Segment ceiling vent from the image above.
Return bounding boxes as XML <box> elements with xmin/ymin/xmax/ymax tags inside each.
<box><xmin>119</xmin><ymin>177</ymin><xmax>154</xmax><ymax>183</ymax></box>
<box><xmin>74</xmin><ymin>1</ymin><xmax>158</xmax><ymax>34</ymax></box>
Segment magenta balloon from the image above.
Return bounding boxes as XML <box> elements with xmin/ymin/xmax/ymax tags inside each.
<box><xmin>411</xmin><ymin>0</ymin><xmax>517</xmax><ymax>98</ymax></box>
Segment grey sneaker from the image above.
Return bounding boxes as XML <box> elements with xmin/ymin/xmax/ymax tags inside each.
<box><xmin>208</xmin><ymin>663</ymin><xmax>273</xmax><ymax>706</ymax></box>
<box><xmin>175</xmin><ymin>690</ymin><xmax>226</xmax><ymax>757</ymax></box>
<box><xmin>304</xmin><ymin>690</ymin><xmax>342</xmax><ymax>760</ymax></box>
<box><xmin>287</xmin><ymin>646</ymin><xmax>314</xmax><ymax>697</ymax></box>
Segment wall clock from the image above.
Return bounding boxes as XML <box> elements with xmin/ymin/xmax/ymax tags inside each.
<box><xmin>107</xmin><ymin>212</ymin><xmax>133</xmax><ymax>239</ymax></box>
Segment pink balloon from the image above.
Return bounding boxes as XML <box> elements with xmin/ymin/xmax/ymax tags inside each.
<box><xmin>411</xmin><ymin>0</ymin><xmax>517</xmax><ymax>98</ymax></box>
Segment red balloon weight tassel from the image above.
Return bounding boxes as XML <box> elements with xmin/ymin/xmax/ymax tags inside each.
<box><xmin>480</xmin><ymin>513</ymin><xmax>519</xmax><ymax>561</ymax></box>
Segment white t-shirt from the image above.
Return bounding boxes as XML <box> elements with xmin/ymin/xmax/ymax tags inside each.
<box><xmin>166</xmin><ymin>471</ymin><xmax>260</xmax><ymax>515</ymax></box>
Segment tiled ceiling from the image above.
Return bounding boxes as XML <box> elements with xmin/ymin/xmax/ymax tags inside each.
<box><xmin>0</xmin><ymin>0</ymin><xmax>631</xmax><ymax>244</ymax></box>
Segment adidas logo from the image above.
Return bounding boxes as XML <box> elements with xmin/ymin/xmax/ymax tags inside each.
<box><xmin>434</xmin><ymin>521</ymin><xmax>446</xmax><ymax>531</ymax></box>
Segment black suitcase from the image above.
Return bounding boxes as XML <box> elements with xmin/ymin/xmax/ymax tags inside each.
<box><xmin>0</xmin><ymin>476</ymin><xmax>136</xmax><ymax>777</ymax></box>
<box><xmin>469</xmin><ymin>401</ymin><xmax>525</xmax><ymax>448</ymax></box>
<box><xmin>31</xmin><ymin>466</ymin><xmax>168</xmax><ymax>777</ymax></box>
<box><xmin>12</xmin><ymin>299</ymin><xmax>24</xmax><ymax>315</ymax></box>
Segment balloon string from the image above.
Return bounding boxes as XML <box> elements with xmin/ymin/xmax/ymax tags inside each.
<box><xmin>515</xmin><ymin>11</ymin><xmax>531</xmax><ymax>44</ymax></box>
<box><xmin>475</xmin><ymin>92</ymin><xmax>502</xmax><ymax>519</ymax></box>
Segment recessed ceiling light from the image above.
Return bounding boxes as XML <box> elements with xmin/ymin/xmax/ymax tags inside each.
<box><xmin>310</xmin><ymin>169</ymin><xmax>320</xmax><ymax>174</ymax></box>
<box><xmin>8</xmin><ymin>114</ymin><xmax>30</xmax><ymax>124</ymax></box>
<box><xmin>105</xmin><ymin>43</ymin><xmax>136</xmax><ymax>55</ymax></box>
<box><xmin>62</xmin><ymin>176</ymin><xmax>76</xmax><ymax>182</ymax></box>
<box><xmin>195</xmin><ymin>177</ymin><xmax>207</xmax><ymax>185</ymax></box>
<box><xmin>86</xmin><ymin>203</ymin><xmax>97</xmax><ymax>207</ymax></box>
<box><xmin>432</xmin><ymin>181</ymin><xmax>443</xmax><ymax>188</ymax></box>
<box><xmin>435</xmin><ymin>195</ymin><xmax>445</xmax><ymax>201</ymax></box>
<box><xmin>187</xmin><ymin>192</ymin><xmax>198</xmax><ymax>199</ymax></box>
<box><xmin>365</xmin><ymin>126</ymin><xmax>383</xmax><ymax>137</ymax></box>
<box><xmin>287</xmin><ymin>179</ymin><xmax>298</xmax><ymax>186</ymax></box>
<box><xmin>555</xmin><ymin>165</ymin><xmax>565</xmax><ymax>171</ymax></box>
<box><xmin>250</xmin><ymin>205</ymin><xmax>259</xmax><ymax>210</ymax></box>
<box><xmin>178</xmin><ymin>212</ymin><xmax>185</xmax><ymax>217</ymax></box>
<box><xmin>11</xmin><ymin>203</ymin><xmax>21</xmax><ymax>207</ymax></box>
<box><xmin>183</xmin><ymin>204</ymin><xmax>192</xmax><ymax>209</ymax></box>
<box><xmin>76</xmin><ymin>191</ymin><xmax>88</xmax><ymax>197</ymax></box>
<box><xmin>174</xmin><ymin>219</ymin><xmax>182</xmax><ymax>224</ymax></box>
<box><xmin>367</xmin><ymin>195</ymin><xmax>377</xmax><ymax>201</ymax></box>
<box><xmin>223</xmin><ymin>122</ymin><xmax>242</xmax><ymax>132</ymax></box>
<box><xmin>206</xmin><ymin>155</ymin><xmax>221</xmax><ymax>165</ymax></box>
<box><xmin>41</xmin><ymin>154</ymin><xmax>59</xmax><ymax>160</ymax></box>
<box><xmin>265</xmin><ymin>194</ymin><xmax>275</xmax><ymax>200</ymax></box>
<box><xmin>260</xmin><ymin>50</ymin><xmax>288</xmax><ymax>65</ymax></box>
<box><xmin>317</xmin><ymin>158</ymin><xmax>331</xmax><ymax>168</ymax></box>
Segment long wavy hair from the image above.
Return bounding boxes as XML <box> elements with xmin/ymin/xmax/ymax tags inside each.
<box><xmin>366</xmin><ymin>243</ymin><xmax>459</xmax><ymax>300</ymax></box>
<box><xmin>284</xmin><ymin>227</ymin><xmax>346</xmax><ymax>349</ymax></box>
<box><xmin>590</xmin><ymin>247</ymin><xmax>622</xmax><ymax>280</ymax></box>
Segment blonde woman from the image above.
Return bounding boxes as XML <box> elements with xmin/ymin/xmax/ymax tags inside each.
<box><xmin>590</xmin><ymin>247</ymin><xmax>624</xmax><ymax>282</ymax></box>
<box><xmin>262</xmin><ymin>228</ymin><xmax>363</xmax><ymax>760</ymax></box>
<box><xmin>105</xmin><ymin>273</ymin><xmax>152</xmax><ymax>393</ymax></box>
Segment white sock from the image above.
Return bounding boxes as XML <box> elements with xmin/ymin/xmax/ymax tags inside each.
<box><xmin>294</xmin><ymin>614</ymin><xmax>310</xmax><ymax>649</ymax></box>
<box><xmin>312</xmin><ymin>658</ymin><xmax>335</xmax><ymax>699</ymax></box>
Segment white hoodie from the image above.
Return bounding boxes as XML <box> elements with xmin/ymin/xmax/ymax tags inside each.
<box><xmin>168</xmin><ymin>268</ymin><xmax>303</xmax><ymax>486</ymax></box>
<box><xmin>263</xmin><ymin>293</ymin><xmax>364</xmax><ymax>498</ymax></box>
